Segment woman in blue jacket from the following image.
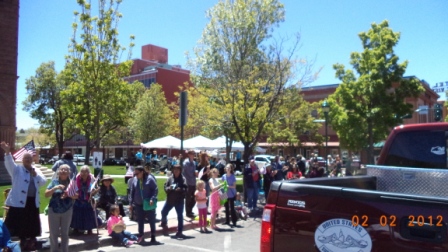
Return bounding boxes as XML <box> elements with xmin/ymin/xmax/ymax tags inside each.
<box><xmin>128</xmin><ymin>166</ymin><xmax>158</xmax><ymax>244</ymax></box>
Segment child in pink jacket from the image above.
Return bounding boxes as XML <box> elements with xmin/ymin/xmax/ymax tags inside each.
<box><xmin>107</xmin><ymin>204</ymin><xmax>138</xmax><ymax>247</ymax></box>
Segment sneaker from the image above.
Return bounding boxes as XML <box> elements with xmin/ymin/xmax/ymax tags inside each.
<box><xmin>150</xmin><ymin>238</ymin><xmax>162</xmax><ymax>245</ymax></box>
<box><xmin>125</xmin><ymin>241</ymin><xmax>134</xmax><ymax>247</ymax></box>
<box><xmin>162</xmin><ymin>224</ymin><xmax>169</xmax><ymax>236</ymax></box>
<box><xmin>137</xmin><ymin>236</ymin><xmax>144</xmax><ymax>244</ymax></box>
<box><xmin>175</xmin><ymin>232</ymin><xmax>186</xmax><ymax>239</ymax></box>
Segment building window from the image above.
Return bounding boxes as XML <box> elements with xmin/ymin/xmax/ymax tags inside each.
<box><xmin>141</xmin><ymin>78</ymin><xmax>156</xmax><ymax>88</ymax></box>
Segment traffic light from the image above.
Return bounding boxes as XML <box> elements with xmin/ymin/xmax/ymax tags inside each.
<box><xmin>434</xmin><ymin>103</ymin><xmax>442</xmax><ymax>122</ymax></box>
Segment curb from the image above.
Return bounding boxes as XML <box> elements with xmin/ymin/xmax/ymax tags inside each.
<box><xmin>38</xmin><ymin>217</ymin><xmax>225</xmax><ymax>252</ymax></box>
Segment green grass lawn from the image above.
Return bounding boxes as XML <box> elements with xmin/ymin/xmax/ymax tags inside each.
<box><xmin>0</xmin><ymin>165</ymin><xmax>243</xmax><ymax>217</ymax></box>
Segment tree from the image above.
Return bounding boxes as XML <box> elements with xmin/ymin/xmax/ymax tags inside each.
<box><xmin>23</xmin><ymin>127</ymin><xmax>55</xmax><ymax>148</ymax></box>
<box><xmin>329</xmin><ymin>20</ymin><xmax>424</xmax><ymax>164</ymax></box>
<box><xmin>265</xmin><ymin>86</ymin><xmax>322</xmax><ymax>149</ymax></box>
<box><xmin>129</xmin><ymin>84</ymin><xmax>175</xmax><ymax>143</ymax></box>
<box><xmin>22</xmin><ymin>61</ymin><xmax>70</xmax><ymax>157</ymax></box>
<box><xmin>63</xmin><ymin>0</ymin><xmax>136</xmax><ymax>163</ymax></box>
<box><xmin>188</xmin><ymin>0</ymin><xmax>317</xmax><ymax>163</ymax></box>
<box><xmin>172</xmin><ymin>84</ymin><xmax>222</xmax><ymax>138</ymax></box>
<box><xmin>173</xmin><ymin>84</ymin><xmax>238</xmax><ymax>161</ymax></box>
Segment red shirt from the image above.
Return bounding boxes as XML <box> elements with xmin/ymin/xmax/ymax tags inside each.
<box><xmin>287</xmin><ymin>171</ymin><xmax>302</xmax><ymax>180</ymax></box>
<box><xmin>251</xmin><ymin>164</ymin><xmax>259</xmax><ymax>181</ymax></box>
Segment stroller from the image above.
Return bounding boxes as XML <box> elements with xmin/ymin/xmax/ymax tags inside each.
<box><xmin>235</xmin><ymin>193</ymin><xmax>248</xmax><ymax>220</ymax></box>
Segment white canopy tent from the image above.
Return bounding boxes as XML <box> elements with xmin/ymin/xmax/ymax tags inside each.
<box><xmin>140</xmin><ymin>135</ymin><xmax>181</xmax><ymax>149</ymax></box>
<box><xmin>183</xmin><ymin>135</ymin><xmax>217</xmax><ymax>149</ymax></box>
<box><xmin>212</xmin><ymin>136</ymin><xmax>266</xmax><ymax>153</ymax></box>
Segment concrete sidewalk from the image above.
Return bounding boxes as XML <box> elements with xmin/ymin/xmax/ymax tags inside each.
<box><xmin>36</xmin><ymin>200</ymin><xmax>231</xmax><ymax>251</ymax></box>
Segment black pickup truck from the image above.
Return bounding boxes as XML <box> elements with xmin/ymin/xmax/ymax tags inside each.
<box><xmin>261</xmin><ymin>123</ymin><xmax>448</xmax><ymax>252</ymax></box>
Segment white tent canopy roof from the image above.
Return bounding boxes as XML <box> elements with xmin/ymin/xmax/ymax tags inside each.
<box><xmin>140</xmin><ymin>135</ymin><xmax>181</xmax><ymax>149</ymax></box>
<box><xmin>140</xmin><ymin>135</ymin><xmax>266</xmax><ymax>153</ymax></box>
<box><xmin>212</xmin><ymin>136</ymin><xmax>266</xmax><ymax>153</ymax></box>
<box><xmin>183</xmin><ymin>135</ymin><xmax>217</xmax><ymax>149</ymax></box>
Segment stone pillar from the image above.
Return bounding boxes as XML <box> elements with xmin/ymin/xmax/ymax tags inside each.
<box><xmin>0</xmin><ymin>0</ymin><xmax>20</xmax><ymax>184</ymax></box>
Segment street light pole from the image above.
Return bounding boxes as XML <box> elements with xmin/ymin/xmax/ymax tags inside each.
<box><xmin>322</xmin><ymin>99</ymin><xmax>330</xmax><ymax>172</ymax></box>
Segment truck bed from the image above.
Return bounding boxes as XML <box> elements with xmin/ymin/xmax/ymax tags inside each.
<box><xmin>267</xmin><ymin>175</ymin><xmax>448</xmax><ymax>251</ymax></box>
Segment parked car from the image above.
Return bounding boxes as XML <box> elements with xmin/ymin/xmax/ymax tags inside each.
<box><xmin>114</xmin><ymin>158</ymin><xmax>126</xmax><ymax>166</ymax></box>
<box><xmin>254</xmin><ymin>155</ymin><xmax>275</xmax><ymax>169</ymax></box>
<box><xmin>39</xmin><ymin>154</ymin><xmax>51</xmax><ymax>165</ymax></box>
<box><xmin>73</xmin><ymin>154</ymin><xmax>85</xmax><ymax>163</ymax></box>
<box><xmin>49</xmin><ymin>155</ymin><xmax>59</xmax><ymax>164</ymax></box>
<box><xmin>306</xmin><ymin>156</ymin><xmax>326</xmax><ymax>168</ymax></box>
<box><xmin>103</xmin><ymin>158</ymin><xmax>117</xmax><ymax>165</ymax></box>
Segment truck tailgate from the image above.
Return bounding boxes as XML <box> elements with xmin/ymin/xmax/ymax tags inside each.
<box><xmin>272</xmin><ymin>178</ymin><xmax>448</xmax><ymax>251</ymax></box>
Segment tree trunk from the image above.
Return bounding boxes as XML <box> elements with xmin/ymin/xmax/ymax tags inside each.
<box><xmin>367</xmin><ymin>119</ymin><xmax>374</xmax><ymax>164</ymax></box>
<box><xmin>56</xmin><ymin>122</ymin><xmax>64</xmax><ymax>158</ymax></box>
<box><xmin>242</xmin><ymin>144</ymin><xmax>253</xmax><ymax>204</ymax></box>
<box><xmin>85</xmin><ymin>133</ymin><xmax>92</xmax><ymax>166</ymax></box>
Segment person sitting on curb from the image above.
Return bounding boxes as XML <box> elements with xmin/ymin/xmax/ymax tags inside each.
<box><xmin>160</xmin><ymin>165</ymin><xmax>187</xmax><ymax>238</ymax></box>
<box><xmin>0</xmin><ymin>219</ymin><xmax>20</xmax><ymax>252</ymax></box>
<box><xmin>107</xmin><ymin>204</ymin><xmax>138</xmax><ymax>247</ymax></box>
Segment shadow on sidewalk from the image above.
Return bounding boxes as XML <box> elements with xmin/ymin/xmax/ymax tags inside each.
<box><xmin>139</xmin><ymin>240</ymin><xmax>165</xmax><ymax>247</ymax></box>
<box><xmin>169</xmin><ymin>234</ymin><xmax>195</xmax><ymax>240</ymax></box>
<box><xmin>211</xmin><ymin>227</ymin><xmax>235</xmax><ymax>232</ymax></box>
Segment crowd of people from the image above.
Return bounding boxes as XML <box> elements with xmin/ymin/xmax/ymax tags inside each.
<box><xmin>1</xmin><ymin>138</ymin><xmax>353</xmax><ymax>251</ymax></box>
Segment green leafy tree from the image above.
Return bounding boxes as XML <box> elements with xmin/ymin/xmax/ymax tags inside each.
<box><xmin>22</xmin><ymin>61</ymin><xmax>70</xmax><ymax>157</ymax></box>
<box><xmin>172</xmin><ymin>84</ymin><xmax>238</xmax><ymax>161</ymax></box>
<box><xmin>172</xmin><ymin>84</ymin><xmax>221</xmax><ymax>139</ymax></box>
<box><xmin>63</xmin><ymin>0</ymin><xmax>136</xmax><ymax>163</ymax></box>
<box><xmin>266</xmin><ymin>86</ymin><xmax>322</xmax><ymax>148</ymax></box>
<box><xmin>130</xmin><ymin>84</ymin><xmax>174</xmax><ymax>143</ymax></box>
<box><xmin>188</xmin><ymin>0</ymin><xmax>318</xmax><ymax>162</ymax></box>
<box><xmin>329</xmin><ymin>20</ymin><xmax>424</xmax><ymax>164</ymax></box>
<box><xmin>23</xmin><ymin>127</ymin><xmax>55</xmax><ymax>148</ymax></box>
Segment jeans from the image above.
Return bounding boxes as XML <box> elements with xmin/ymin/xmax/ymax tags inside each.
<box><xmin>185</xmin><ymin>185</ymin><xmax>196</xmax><ymax>216</ymax></box>
<box><xmin>246</xmin><ymin>182</ymin><xmax>259</xmax><ymax>209</ymax></box>
<box><xmin>161</xmin><ymin>201</ymin><xmax>184</xmax><ymax>233</ymax></box>
<box><xmin>133</xmin><ymin>204</ymin><xmax>156</xmax><ymax>237</ymax></box>
<box><xmin>6</xmin><ymin>242</ymin><xmax>20</xmax><ymax>252</ymax></box>
<box><xmin>48</xmin><ymin>207</ymin><xmax>73</xmax><ymax>252</ymax></box>
<box><xmin>224</xmin><ymin>197</ymin><xmax>237</xmax><ymax>225</ymax></box>
<box><xmin>110</xmin><ymin>230</ymin><xmax>138</xmax><ymax>245</ymax></box>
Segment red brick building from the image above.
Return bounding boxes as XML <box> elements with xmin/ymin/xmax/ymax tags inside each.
<box><xmin>259</xmin><ymin>77</ymin><xmax>443</xmax><ymax>162</ymax></box>
<box><xmin>68</xmin><ymin>44</ymin><xmax>191</xmax><ymax>159</ymax></box>
<box><xmin>124</xmin><ymin>44</ymin><xmax>191</xmax><ymax>104</ymax></box>
<box><xmin>0</xmin><ymin>0</ymin><xmax>19</xmax><ymax>184</ymax></box>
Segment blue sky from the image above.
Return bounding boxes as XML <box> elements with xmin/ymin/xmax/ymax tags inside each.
<box><xmin>16</xmin><ymin>0</ymin><xmax>448</xmax><ymax>130</ymax></box>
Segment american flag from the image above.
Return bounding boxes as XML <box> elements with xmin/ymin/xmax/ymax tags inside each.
<box><xmin>66</xmin><ymin>174</ymin><xmax>98</xmax><ymax>198</ymax></box>
<box><xmin>13</xmin><ymin>140</ymin><xmax>36</xmax><ymax>161</ymax></box>
<box><xmin>66</xmin><ymin>177</ymin><xmax>77</xmax><ymax>197</ymax></box>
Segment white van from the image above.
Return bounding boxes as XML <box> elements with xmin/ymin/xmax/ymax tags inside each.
<box><xmin>254</xmin><ymin>155</ymin><xmax>275</xmax><ymax>169</ymax></box>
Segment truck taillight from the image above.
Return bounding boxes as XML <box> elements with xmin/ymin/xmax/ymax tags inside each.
<box><xmin>260</xmin><ymin>204</ymin><xmax>275</xmax><ymax>252</ymax></box>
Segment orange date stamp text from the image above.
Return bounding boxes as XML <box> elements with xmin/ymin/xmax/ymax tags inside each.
<box><xmin>351</xmin><ymin>214</ymin><xmax>443</xmax><ymax>227</ymax></box>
